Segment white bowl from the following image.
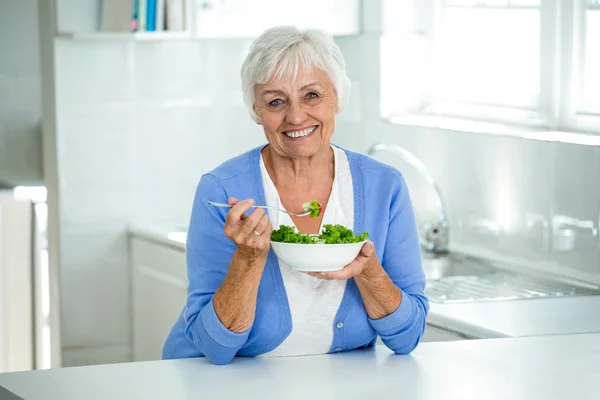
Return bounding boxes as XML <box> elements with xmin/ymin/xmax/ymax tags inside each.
<box><xmin>270</xmin><ymin>240</ymin><xmax>368</xmax><ymax>272</ymax></box>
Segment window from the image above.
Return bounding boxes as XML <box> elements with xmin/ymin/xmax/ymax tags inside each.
<box><xmin>581</xmin><ymin>0</ymin><xmax>600</xmax><ymax>114</ymax></box>
<box><xmin>434</xmin><ymin>0</ymin><xmax>540</xmax><ymax>110</ymax></box>
<box><xmin>382</xmin><ymin>0</ymin><xmax>600</xmax><ymax>133</ymax></box>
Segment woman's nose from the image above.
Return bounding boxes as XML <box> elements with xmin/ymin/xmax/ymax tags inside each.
<box><xmin>285</xmin><ymin>101</ymin><xmax>307</xmax><ymax>125</ymax></box>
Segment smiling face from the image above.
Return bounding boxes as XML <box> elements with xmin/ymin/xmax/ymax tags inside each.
<box><xmin>254</xmin><ymin>67</ymin><xmax>338</xmax><ymax>160</ymax></box>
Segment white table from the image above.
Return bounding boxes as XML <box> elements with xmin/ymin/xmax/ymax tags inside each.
<box><xmin>1</xmin><ymin>334</ymin><xmax>599</xmax><ymax>400</ymax></box>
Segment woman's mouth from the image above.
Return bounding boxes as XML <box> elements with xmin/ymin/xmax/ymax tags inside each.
<box><xmin>283</xmin><ymin>126</ymin><xmax>317</xmax><ymax>138</ymax></box>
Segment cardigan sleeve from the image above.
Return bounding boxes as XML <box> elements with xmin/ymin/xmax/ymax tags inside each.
<box><xmin>181</xmin><ymin>174</ymin><xmax>252</xmax><ymax>365</ymax></box>
<box><xmin>368</xmin><ymin>171</ymin><xmax>430</xmax><ymax>354</ymax></box>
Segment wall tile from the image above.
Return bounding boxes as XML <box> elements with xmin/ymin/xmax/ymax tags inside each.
<box><xmin>131</xmin><ymin>104</ymin><xmax>263</xmax><ymax>224</ymax></box>
<box><xmin>368</xmin><ymin>123</ymin><xmax>474</xmax><ymax>249</ymax></box>
<box><xmin>134</xmin><ymin>41</ymin><xmax>210</xmax><ymax>103</ymax></box>
<box><xmin>56</xmin><ymin>0</ymin><xmax>101</xmax><ymax>34</ymax></box>
<box><xmin>460</xmin><ymin>135</ymin><xmax>552</xmax><ymax>260</ymax></box>
<box><xmin>549</xmin><ymin>143</ymin><xmax>600</xmax><ymax>274</ymax></box>
<box><xmin>55</xmin><ymin>40</ymin><xmax>133</xmax><ymax>105</ymax></box>
<box><xmin>57</xmin><ymin>104</ymin><xmax>133</xmax><ymax>226</ymax></box>
<box><xmin>206</xmin><ymin>39</ymin><xmax>249</xmax><ymax>85</ymax></box>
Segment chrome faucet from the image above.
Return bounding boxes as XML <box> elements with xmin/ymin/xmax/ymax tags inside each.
<box><xmin>367</xmin><ymin>143</ymin><xmax>449</xmax><ymax>254</ymax></box>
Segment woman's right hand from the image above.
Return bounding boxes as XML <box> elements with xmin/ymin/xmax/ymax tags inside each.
<box><xmin>223</xmin><ymin>197</ymin><xmax>272</xmax><ymax>262</ymax></box>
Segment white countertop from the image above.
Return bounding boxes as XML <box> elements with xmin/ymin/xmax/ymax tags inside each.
<box><xmin>1</xmin><ymin>334</ymin><xmax>599</xmax><ymax>400</ymax></box>
<box><xmin>428</xmin><ymin>295</ymin><xmax>600</xmax><ymax>338</ymax></box>
<box><xmin>128</xmin><ymin>226</ymin><xmax>600</xmax><ymax>339</ymax></box>
<box><xmin>128</xmin><ymin>225</ymin><xmax>187</xmax><ymax>250</ymax></box>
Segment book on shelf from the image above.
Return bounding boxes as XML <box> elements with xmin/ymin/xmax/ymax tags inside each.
<box><xmin>156</xmin><ymin>0</ymin><xmax>166</xmax><ymax>31</ymax></box>
<box><xmin>101</xmin><ymin>0</ymin><xmax>135</xmax><ymax>32</ymax></box>
<box><xmin>165</xmin><ymin>0</ymin><xmax>186</xmax><ymax>31</ymax></box>
<box><xmin>101</xmin><ymin>0</ymin><xmax>182</xmax><ymax>34</ymax></box>
<box><xmin>147</xmin><ymin>0</ymin><xmax>157</xmax><ymax>31</ymax></box>
<box><xmin>146</xmin><ymin>0</ymin><xmax>166</xmax><ymax>31</ymax></box>
<box><xmin>138</xmin><ymin>0</ymin><xmax>147</xmax><ymax>31</ymax></box>
<box><xmin>131</xmin><ymin>0</ymin><xmax>139</xmax><ymax>31</ymax></box>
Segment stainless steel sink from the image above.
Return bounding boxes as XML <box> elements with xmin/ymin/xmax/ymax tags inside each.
<box><xmin>422</xmin><ymin>253</ymin><xmax>600</xmax><ymax>303</ymax></box>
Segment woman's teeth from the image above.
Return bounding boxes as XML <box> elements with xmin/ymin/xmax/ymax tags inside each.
<box><xmin>284</xmin><ymin>126</ymin><xmax>316</xmax><ymax>138</ymax></box>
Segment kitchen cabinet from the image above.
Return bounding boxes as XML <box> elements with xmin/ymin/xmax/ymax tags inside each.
<box><xmin>130</xmin><ymin>237</ymin><xmax>187</xmax><ymax>362</ymax></box>
<box><xmin>193</xmin><ymin>0</ymin><xmax>361</xmax><ymax>38</ymax></box>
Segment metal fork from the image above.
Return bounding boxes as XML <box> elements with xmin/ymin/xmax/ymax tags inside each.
<box><xmin>207</xmin><ymin>201</ymin><xmax>312</xmax><ymax>217</ymax></box>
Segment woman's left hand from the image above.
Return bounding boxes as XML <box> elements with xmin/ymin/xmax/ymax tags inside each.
<box><xmin>308</xmin><ymin>241</ymin><xmax>380</xmax><ymax>280</ymax></box>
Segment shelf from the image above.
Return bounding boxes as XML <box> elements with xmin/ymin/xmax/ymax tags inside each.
<box><xmin>56</xmin><ymin>31</ymin><xmax>193</xmax><ymax>41</ymax></box>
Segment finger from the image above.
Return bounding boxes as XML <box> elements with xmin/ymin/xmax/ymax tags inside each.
<box><xmin>243</xmin><ymin>212</ymin><xmax>270</xmax><ymax>247</ymax></box>
<box><xmin>262</xmin><ymin>217</ymin><xmax>273</xmax><ymax>236</ymax></box>
<box><xmin>239</xmin><ymin>207</ymin><xmax>266</xmax><ymax>241</ymax></box>
<box><xmin>359</xmin><ymin>241</ymin><xmax>375</xmax><ymax>258</ymax></box>
<box><xmin>253</xmin><ymin>213</ymin><xmax>271</xmax><ymax>236</ymax></box>
<box><xmin>226</xmin><ymin>198</ymin><xmax>254</xmax><ymax>224</ymax></box>
<box><xmin>337</xmin><ymin>241</ymin><xmax>374</xmax><ymax>272</ymax></box>
<box><xmin>227</xmin><ymin>197</ymin><xmax>239</xmax><ymax>206</ymax></box>
<box><xmin>323</xmin><ymin>263</ymin><xmax>360</xmax><ymax>280</ymax></box>
<box><xmin>256</xmin><ymin>218</ymin><xmax>273</xmax><ymax>250</ymax></box>
<box><xmin>308</xmin><ymin>272</ymin><xmax>332</xmax><ymax>280</ymax></box>
<box><xmin>320</xmin><ymin>241</ymin><xmax>375</xmax><ymax>280</ymax></box>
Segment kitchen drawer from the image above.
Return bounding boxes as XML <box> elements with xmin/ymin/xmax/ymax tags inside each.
<box><xmin>130</xmin><ymin>237</ymin><xmax>187</xmax><ymax>362</ymax></box>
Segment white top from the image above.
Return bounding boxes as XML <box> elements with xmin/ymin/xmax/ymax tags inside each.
<box><xmin>1</xmin><ymin>334</ymin><xmax>598</xmax><ymax>400</ymax></box>
<box><xmin>259</xmin><ymin>146</ymin><xmax>354</xmax><ymax>357</ymax></box>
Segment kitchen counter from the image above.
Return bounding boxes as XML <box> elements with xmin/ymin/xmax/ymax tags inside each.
<box><xmin>128</xmin><ymin>226</ymin><xmax>600</xmax><ymax>340</ymax></box>
<box><xmin>428</xmin><ymin>295</ymin><xmax>600</xmax><ymax>339</ymax></box>
<box><xmin>128</xmin><ymin>225</ymin><xmax>187</xmax><ymax>251</ymax></box>
<box><xmin>1</xmin><ymin>334</ymin><xmax>599</xmax><ymax>399</ymax></box>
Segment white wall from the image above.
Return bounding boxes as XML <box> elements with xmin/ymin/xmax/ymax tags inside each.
<box><xmin>0</xmin><ymin>0</ymin><xmax>43</xmax><ymax>184</ymax></box>
<box><xmin>53</xmin><ymin>37</ymin><xmax>270</xmax><ymax>365</ymax></box>
<box><xmin>52</xmin><ymin>2</ymin><xmax>599</xmax><ymax>366</ymax></box>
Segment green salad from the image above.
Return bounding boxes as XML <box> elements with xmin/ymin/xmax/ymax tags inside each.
<box><xmin>302</xmin><ymin>200</ymin><xmax>322</xmax><ymax>218</ymax></box>
<box><xmin>271</xmin><ymin>224</ymin><xmax>369</xmax><ymax>244</ymax></box>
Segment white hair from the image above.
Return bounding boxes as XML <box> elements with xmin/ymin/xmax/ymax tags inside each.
<box><xmin>241</xmin><ymin>26</ymin><xmax>351</xmax><ymax>123</ymax></box>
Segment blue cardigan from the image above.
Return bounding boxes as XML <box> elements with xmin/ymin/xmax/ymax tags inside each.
<box><xmin>162</xmin><ymin>145</ymin><xmax>429</xmax><ymax>365</ymax></box>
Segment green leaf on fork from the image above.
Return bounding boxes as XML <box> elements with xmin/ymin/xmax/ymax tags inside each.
<box><xmin>301</xmin><ymin>200</ymin><xmax>322</xmax><ymax>219</ymax></box>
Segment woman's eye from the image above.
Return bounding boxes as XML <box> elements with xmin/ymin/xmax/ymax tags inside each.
<box><xmin>269</xmin><ymin>99</ymin><xmax>284</xmax><ymax>106</ymax></box>
<box><xmin>306</xmin><ymin>92</ymin><xmax>319</xmax><ymax>99</ymax></box>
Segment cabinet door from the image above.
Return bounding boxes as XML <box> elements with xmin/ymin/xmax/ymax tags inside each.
<box><xmin>421</xmin><ymin>323</ymin><xmax>469</xmax><ymax>342</ymax></box>
<box><xmin>130</xmin><ymin>238</ymin><xmax>187</xmax><ymax>362</ymax></box>
<box><xmin>193</xmin><ymin>0</ymin><xmax>360</xmax><ymax>37</ymax></box>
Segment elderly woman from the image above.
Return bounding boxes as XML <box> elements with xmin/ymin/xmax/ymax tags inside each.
<box><xmin>162</xmin><ymin>26</ymin><xmax>428</xmax><ymax>365</ymax></box>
